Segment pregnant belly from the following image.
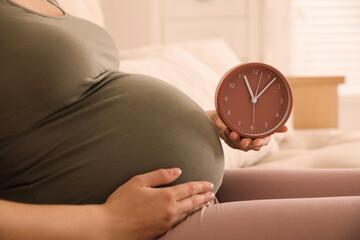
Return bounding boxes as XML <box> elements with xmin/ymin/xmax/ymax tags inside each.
<box><xmin>0</xmin><ymin>73</ymin><xmax>224</xmax><ymax>204</ymax></box>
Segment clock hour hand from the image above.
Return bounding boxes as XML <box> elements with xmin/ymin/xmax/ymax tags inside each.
<box><xmin>243</xmin><ymin>75</ymin><xmax>255</xmax><ymax>100</ymax></box>
<box><xmin>254</xmin><ymin>77</ymin><xmax>277</xmax><ymax>100</ymax></box>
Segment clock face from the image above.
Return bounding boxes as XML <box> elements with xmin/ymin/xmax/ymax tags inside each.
<box><xmin>215</xmin><ymin>62</ymin><xmax>293</xmax><ymax>138</ymax></box>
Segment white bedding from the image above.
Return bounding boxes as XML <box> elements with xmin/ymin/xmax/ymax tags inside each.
<box><xmin>252</xmin><ymin>129</ymin><xmax>360</xmax><ymax>168</ymax></box>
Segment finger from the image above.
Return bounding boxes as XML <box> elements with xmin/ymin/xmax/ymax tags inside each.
<box><xmin>177</xmin><ymin>202</ymin><xmax>208</xmax><ymax>223</ymax></box>
<box><xmin>177</xmin><ymin>192</ymin><xmax>215</xmax><ymax>217</ymax></box>
<box><xmin>222</xmin><ymin>128</ymin><xmax>231</xmax><ymax>140</ymax></box>
<box><xmin>166</xmin><ymin>181</ymin><xmax>214</xmax><ymax>201</ymax></box>
<box><xmin>229</xmin><ymin>131</ymin><xmax>241</xmax><ymax>144</ymax></box>
<box><xmin>253</xmin><ymin>136</ymin><xmax>271</xmax><ymax>147</ymax></box>
<box><xmin>263</xmin><ymin>136</ymin><xmax>271</xmax><ymax>145</ymax></box>
<box><xmin>224</xmin><ymin>131</ymin><xmax>239</xmax><ymax>149</ymax></box>
<box><xmin>215</xmin><ymin>119</ymin><xmax>228</xmax><ymax>139</ymax></box>
<box><xmin>131</xmin><ymin>168</ymin><xmax>182</xmax><ymax>187</ymax></box>
<box><xmin>278</xmin><ymin>125</ymin><xmax>288</xmax><ymax>133</ymax></box>
<box><xmin>229</xmin><ymin>132</ymin><xmax>254</xmax><ymax>150</ymax></box>
<box><xmin>214</xmin><ymin>115</ymin><xmax>227</xmax><ymax>129</ymax></box>
<box><xmin>240</xmin><ymin>138</ymin><xmax>253</xmax><ymax>149</ymax></box>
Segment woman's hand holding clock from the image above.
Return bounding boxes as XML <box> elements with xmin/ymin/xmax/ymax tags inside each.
<box><xmin>206</xmin><ymin>110</ymin><xmax>287</xmax><ymax>151</ymax></box>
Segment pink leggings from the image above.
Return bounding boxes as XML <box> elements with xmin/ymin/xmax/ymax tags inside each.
<box><xmin>159</xmin><ymin>168</ymin><xmax>360</xmax><ymax>240</ymax></box>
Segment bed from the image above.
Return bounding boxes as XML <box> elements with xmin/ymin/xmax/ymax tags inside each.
<box><xmin>58</xmin><ymin>0</ymin><xmax>360</xmax><ymax>170</ymax></box>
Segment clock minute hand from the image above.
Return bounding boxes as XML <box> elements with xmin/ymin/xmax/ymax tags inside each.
<box><xmin>243</xmin><ymin>75</ymin><xmax>255</xmax><ymax>99</ymax></box>
<box><xmin>254</xmin><ymin>77</ymin><xmax>277</xmax><ymax>100</ymax></box>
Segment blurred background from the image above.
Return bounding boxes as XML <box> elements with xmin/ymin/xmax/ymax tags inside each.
<box><xmin>63</xmin><ymin>0</ymin><xmax>360</xmax><ymax>131</ymax></box>
<box><xmin>57</xmin><ymin>0</ymin><xmax>360</xmax><ymax>168</ymax></box>
<box><xmin>99</xmin><ymin>0</ymin><xmax>360</xmax><ymax>131</ymax></box>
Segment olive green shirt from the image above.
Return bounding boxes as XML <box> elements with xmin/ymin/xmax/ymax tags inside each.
<box><xmin>0</xmin><ymin>0</ymin><xmax>224</xmax><ymax>204</ymax></box>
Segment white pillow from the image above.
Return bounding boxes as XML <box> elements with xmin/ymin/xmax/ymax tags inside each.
<box><xmin>118</xmin><ymin>41</ymin><xmax>281</xmax><ymax>168</ymax></box>
<box><xmin>120</xmin><ymin>48</ymin><xmax>219</xmax><ymax>110</ymax></box>
<box><xmin>56</xmin><ymin>0</ymin><xmax>105</xmax><ymax>27</ymax></box>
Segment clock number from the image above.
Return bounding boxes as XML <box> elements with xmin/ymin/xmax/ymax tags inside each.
<box><xmin>228</xmin><ymin>83</ymin><xmax>235</xmax><ymax>88</ymax></box>
<box><xmin>268</xmin><ymin>74</ymin><xmax>271</xmax><ymax>79</ymax></box>
<box><xmin>224</xmin><ymin>96</ymin><xmax>229</xmax><ymax>102</ymax></box>
<box><xmin>250</xmin><ymin>125</ymin><xmax>254</xmax><ymax>131</ymax></box>
<box><xmin>239</xmin><ymin>73</ymin><xmax>245</xmax><ymax>79</ymax></box>
<box><xmin>227</xmin><ymin>110</ymin><xmax>231</xmax><ymax>116</ymax></box>
<box><xmin>277</xmin><ymin>84</ymin><xmax>281</xmax><ymax>90</ymax></box>
<box><xmin>237</xmin><ymin>121</ymin><xmax>242</xmax><ymax>126</ymax></box>
<box><xmin>265</xmin><ymin>122</ymin><xmax>269</xmax><ymax>128</ymax></box>
<box><xmin>275</xmin><ymin>112</ymin><xmax>280</xmax><ymax>118</ymax></box>
<box><xmin>253</xmin><ymin>70</ymin><xmax>259</xmax><ymax>75</ymax></box>
<box><xmin>280</xmin><ymin>98</ymin><xmax>284</xmax><ymax>104</ymax></box>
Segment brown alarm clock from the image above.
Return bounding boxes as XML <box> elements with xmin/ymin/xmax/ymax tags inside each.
<box><xmin>215</xmin><ymin>62</ymin><xmax>293</xmax><ymax>138</ymax></box>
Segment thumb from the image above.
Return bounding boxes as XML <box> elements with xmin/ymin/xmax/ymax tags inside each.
<box><xmin>133</xmin><ymin>168</ymin><xmax>182</xmax><ymax>188</ymax></box>
<box><xmin>277</xmin><ymin>125</ymin><xmax>288</xmax><ymax>133</ymax></box>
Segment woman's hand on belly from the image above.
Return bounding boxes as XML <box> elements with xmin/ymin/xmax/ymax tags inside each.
<box><xmin>206</xmin><ymin>110</ymin><xmax>288</xmax><ymax>151</ymax></box>
<box><xmin>0</xmin><ymin>168</ymin><xmax>214</xmax><ymax>240</ymax></box>
<box><xmin>98</xmin><ymin>168</ymin><xmax>215</xmax><ymax>240</ymax></box>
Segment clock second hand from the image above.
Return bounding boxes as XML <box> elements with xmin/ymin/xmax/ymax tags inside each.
<box><xmin>253</xmin><ymin>103</ymin><xmax>255</xmax><ymax>124</ymax></box>
<box><xmin>255</xmin><ymin>72</ymin><xmax>263</xmax><ymax>98</ymax></box>
<box><xmin>252</xmin><ymin>72</ymin><xmax>263</xmax><ymax>124</ymax></box>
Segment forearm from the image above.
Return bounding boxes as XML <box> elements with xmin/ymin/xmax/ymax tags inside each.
<box><xmin>0</xmin><ymin>199</ymin><xmax>103</xmax><ymax>240</ymax></box>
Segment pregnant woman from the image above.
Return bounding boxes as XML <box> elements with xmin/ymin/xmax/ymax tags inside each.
<box><xmin>1</xmin><ymin>1</ymin><xmax>359</xmax><ymax>239</ymax></box>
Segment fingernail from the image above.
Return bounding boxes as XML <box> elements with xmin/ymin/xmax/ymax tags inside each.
<box><xmin>205</xmin><ymin>201</ymin><xmax>211</xmax><ymax>206</ymax></box>
<box><xmin>209</xmin><ymin>192</ymin><xmax>215</xmax><ymax>199</ymax></box>
<box><xmin>208</xmin><ymin>182</ymin><xmax>214</xmax><ymax>190</ymax></box>
<box><xmin>170</xmin><ymin>168</ymin><xmax>182</xmax><ymax>176</ymax></box>
<box><xmin>255</xmin><ymin>141</ymin><xmax>265</xmax><ymax>147</ymax></box>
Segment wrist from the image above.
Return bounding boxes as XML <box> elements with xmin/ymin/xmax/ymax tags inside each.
<box><xmin>93</xmin><ymin>203</ymin><xmax>134</xmax><ymax>240</ymax></box>
<box><xmin>87</xmin><ymin>204</ymin><xmax>109</xmax><ymax>240</ymax></box>
<box><xmin>206</xmin><ymin>110</ymin><xmax>218</xmax><ymax>124</ymax></box>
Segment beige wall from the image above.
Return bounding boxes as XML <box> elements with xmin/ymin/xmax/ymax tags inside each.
<box><xmin>100</xmin><ymin>0</ymin><xmax>291</xmax><ymax>73</ymax></box>
<box><xmin>100</xmin><ymin>0</ymin><xmax>156</xmax><ymax>51</ymax></box>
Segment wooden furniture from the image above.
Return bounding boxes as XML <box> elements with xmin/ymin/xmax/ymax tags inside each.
<box><xmin>287</xmin><ymin>76</ymin><xmax>344</xmax><ymax>129</ymax></box>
